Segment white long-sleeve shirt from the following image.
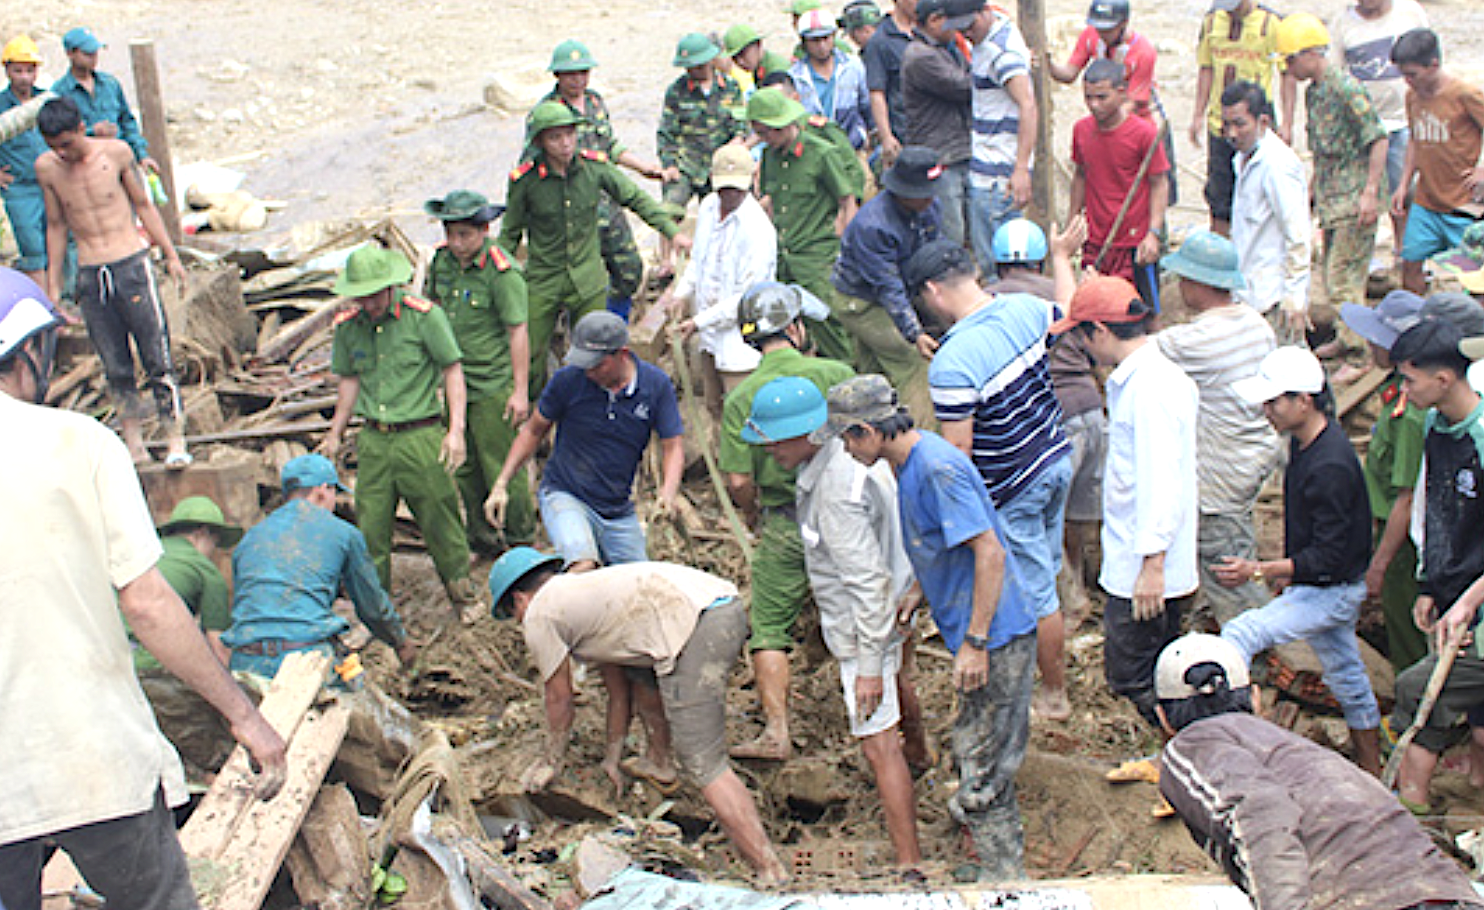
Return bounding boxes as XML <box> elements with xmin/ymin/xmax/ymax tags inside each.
<box><xmin>1232</xmin><ymin>130</ymin><xmax>1311</xmax><ymax>315</ymax></box>
<box><xmin>1100</xmin><ymin>340</ymin><xmax>1200</xmax><ymax>599</ymax></box>
<box><xmin>671</xmin><ymin>192</ymin><xmax>775</xmax><ymax>373</ymax></box>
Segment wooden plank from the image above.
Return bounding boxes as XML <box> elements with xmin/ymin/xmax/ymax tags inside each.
<box><xmin>202</xmin><ymin>701</ymin><xmax>352</xmax><ymax>910</ymax></box>
<box><xmin>180</xmin><ymin>650</ymin><xmax>332</xmax><ymax>860</ymax></box>
<box><xmin>143</xmin><ymin>419</ymin><xmax>336</xmax><ymax>450</ymax></box>
<box><xmin>1336</xmin><ymin>366</ymin><xmax>1386</xmax><ymax>418</ymax></box>
<box><xmin>128</xmin><ymin>41</ymin><xmax>182</xmax><ymax>244</ymax></box>
<box><xmin>446</xmin><ymin>830</ymin><xmax>555</xmax><ymax>910</ymax></box>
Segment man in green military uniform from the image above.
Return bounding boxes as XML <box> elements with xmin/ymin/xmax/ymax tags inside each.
<box><xmin>749</xmin><ymin>87</ymin><xmax>858</xmax><ymax>365</ymax></box>
<box><xmin>720</xmin><ymin>282</ymin><xmax>854</xmax><ymax>760</ymax></box>
<box><xmin>724</xmin><ymin>24</ymin><xmax>793</xmax><ymax>95</ymax></box>
<box><xmin>424</xmin><ymin>190</ymin><xmax>536</xmax><ymax>558</ymax></box>
<box><xmin>536</xmin><ymin>40</ymin><xmax>664</xmax><ymax>320</ymax></box>
<box><xmin>137</xmin><ymin>495</ymin><xmax>243</xmax><ymax>774</ymax></box>
<box><xmin>758</xmin><ymin>70</ymin><xmax>869</xmax><ymax>200</ymax></box>
<box><xmin>501</xmin><ymin>102</ymin><xmax>684</xmax><ymax>393</ymax></box>
<box><xmin>321</xmin><ymin>246</ymin><xmax>483</xmax><ymax>623</ymax></box>
<box><xmin>657</xmin><ymin>34</ymin><xmax>746</xmax><ymax>213</ymax></box>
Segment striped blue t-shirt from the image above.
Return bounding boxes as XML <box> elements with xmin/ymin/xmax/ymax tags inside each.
<box><xmin>929</xmin><ymin>293</ymin><xmax>1070</xmax><ymax>506</ymax></box>
<box><xmin>969</xmin><ymin>11</ymin><xmax>1031</xmax><ymax>187</ymax></box>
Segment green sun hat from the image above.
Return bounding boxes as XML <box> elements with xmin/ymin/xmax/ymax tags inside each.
<box><xmin>549</xmin><ymin>39</ymin><xmax>597</xmax><ymax>72</ymax></box>
<box><xmin>334</xmin><ymin>247</ymin><xmax>414</xmax><ymax>299</ymax></box>
<box><xmin>424</xmin><ymin>190</ymin><xmax>504</xmax><ymax>224</ymax></box>
<box><xmin>788</xmin><ymin>0</ymin><xmax>824</xmax><ymax>15</ymax></box>
<box><xmin>158</xmin><ymin>496</ymin><xmax>244</xmax><ymax>547</ymax></box>
<box><xmin>723</xmin><ymin>24</ymin><xmax>763</xmax><ymax>56</ymax></box>
<box><xmin>747</xmin><ymin>87</ymin><xmax>807</xmax><ymax>128</ymax></box>
<box><xmin>673</xmin><ymin>33</ymin><xmax>720</xmax><ymax>68</ymax></box>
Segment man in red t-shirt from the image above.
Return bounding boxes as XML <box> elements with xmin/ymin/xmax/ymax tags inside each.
<box><xmin>1069</xmin><ymin>59</ymin><xmax>1170</xmax><ymax>310</ymax></box>
<box><xmin>1048</xmin><ymin>0</ymin><xmax>1159</xmax><ymax>119</ymax></box>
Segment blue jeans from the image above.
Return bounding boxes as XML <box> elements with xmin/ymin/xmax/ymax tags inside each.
<box><xmin>997</xmin><ymin>456</ymin><xmax>1072</xmax><ymax>620</ymax></box>
<box><xmin>968</xmin><ymin>181</ymin><xmax>1020</xmax><ymax>276</ymax></box>
<box><xmin>1222</xmin><ymin>581</ymin><xmax>1380</xmax><ymax>729</ymax></box>
<box><xmin>538</xmin><ymin>486</ymin><xmax>648</xmax><ymax>566</ymax></box>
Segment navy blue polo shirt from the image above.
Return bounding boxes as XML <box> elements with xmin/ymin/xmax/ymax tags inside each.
<box><xmin>538</xmin><ymin>355</ymin><xmax>684</xmax><ymax>518</ymax></box>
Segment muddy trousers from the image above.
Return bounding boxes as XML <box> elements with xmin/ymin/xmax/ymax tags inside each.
<box><xmin>77</xmin><ymin>248</ymin><xmax>182</xmax><ymax>424</ymax></box>
<box><xmin>457</xmin><ymin>391</ymin><xmax>536</xmax><ymax>553</ymax></box>
<box><xmin>0</xmin><ymin>788</ymin><xmax>197</xmax><ymax>910</ymax></box>
<box><xmin>355</xmin><ymin>422</ymin><xmax>471</xmax><ymax>591</ymax></box>
<box><xmin>831</xmin><ymin>291</ymin><xmax>935</xmax><ymax>430</ymax></box>
<box><xmin>1318</xmin><ymin>216</ymin><xmax>1378</xmax><ymax>350</ymax></box>
<box><xmin>950</xmin><ymin>632</ymin><xmax>1036</xmax><ymax>881</ymax></box>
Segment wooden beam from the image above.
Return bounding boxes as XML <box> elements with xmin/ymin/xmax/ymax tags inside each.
<box><xmin>128</xmin><ymin>41</ymin><xmax>182</xmax><ymax>244</ymax></box>
<box><xmin>1336</xmin><ymin>366</ymin><xmax>1386</xmax><ymax>418</ymax></box>
<box><xmin>445</xmin><ymin>830</ymin><xmax>555</xmax><ymax>910</ymax></box>
<box><xmin>1018</xmin><ymin>0</ymin><xmax>1055</xmax><ymax>220</ymax></box>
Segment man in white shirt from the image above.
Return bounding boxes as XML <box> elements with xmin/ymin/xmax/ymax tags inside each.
<box><xmin>745</xmin><ymin>375</ymin><xmax>926</xmax><ymax>868</ymax></box>
<box><xmin>1223</xmin><ymin>80</ymin><xmax>1312</xmax><ymax>346</ymax></box>
<box><xmin>0</xmin><ymin>269</ymin><xmax>286</xmax><ymax>910</ymax></box>
<box><xmin>1328</xmin><ymin>0</ymin><xmax>1430</xmax><ymax>246</ymax></box>
<box><xmin>1157</xmin><ymin>231</ymin><xmax>1279</xmax><ymax>629</ymax></box>
<box><xmin>662</xmin><ymin>144</ymin><xmax>775</xmax><ymax>416</ymax></box>
<box><xmin>1051</xmin><ymin>275</ymin><xmax>1199</xmax><ymax>727</ymax></box>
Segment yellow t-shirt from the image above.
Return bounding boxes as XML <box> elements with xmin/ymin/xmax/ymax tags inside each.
<box><xmin>1197</xmin><ymin>7</ymin><xmax>1282</xmax><ymax>134</ymax></box>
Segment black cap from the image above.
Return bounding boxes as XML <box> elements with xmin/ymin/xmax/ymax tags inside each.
<box><xmin>917</xmin><ymin>0</ymin><xmax>952</xmax><ymax>19</ymax></box>
<box><xmin>904</xmin><ymin>239</ymin><xmax>976</xmax><ymax>295</ymax></box>
<box><xmin>882</xmin><ymin>146</ymin><xmax>943</xmax><ymax>200</ymax></box>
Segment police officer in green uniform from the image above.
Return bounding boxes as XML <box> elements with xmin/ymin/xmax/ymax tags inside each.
<box><xmin>757</xmin><ymin>69</ymin><xmax>869</xmax><ymax>200</ymax></box>
<box><xmin>749</xmin><ymin>87</ymin><xmax>858</xmax><ymax>365</ymax></box>
<box><xmin>658</xmin><ymin>33</ymin><xmax>747</xmax><ymax>210</ymax></box>
<box><xmin>423</xmin><ymin>190</ymin><xmax>537</xmax><ymax>557</ymax></box>
<box><xmin>501</xmin><ymin>102</ymin><xmax>684</xmax><ymax>394</ymax></box>
<box><xmin>321</xmin><ymin>246</ymin><xmax>484</xmax><ymax>623</ymax></box>
<box><xmin>720</xmin><ymin>282</ymin><xmax>854</xmax><ymax>760</ymax></box>
<box><xmin>535</xmin><ymin>40</ymin><xmax>665</xmax><ymax>321</ymax></box>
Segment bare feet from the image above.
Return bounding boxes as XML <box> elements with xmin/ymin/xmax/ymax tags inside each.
<box><xmin>620</xmin><ymin>755</ymin><xmax>679</xmax><ymax>794</ymax></box>
<box><xmin>1032</xmin><ymin>687</ymin><xmax>1072</xmax><ymax>722</ymax></box>
<box><xmin>730</xmin><ymin>731</ymin><xmax>792</xmax><ymax>761</ymax></box>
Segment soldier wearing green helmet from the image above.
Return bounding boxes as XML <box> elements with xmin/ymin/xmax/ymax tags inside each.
<box><xmin>501</xmin><ymin>101</ymin><xmax>684</xmax><ymax>393</ymax></box>
<box><xmin>531</xmin><ymin>40</ymin><xmax>664</xmax><ymax>323</ymax></box>
<box><xmin>657</xmin><ymin>34</ymin><xmax>746</xmax><ymax>214</ymax></box>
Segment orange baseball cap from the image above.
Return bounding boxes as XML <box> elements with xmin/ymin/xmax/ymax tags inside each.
<box><xmin>1049</xmin><ymin>275</ymin><xmax>1146</xmax><ymax>334</ymax></box>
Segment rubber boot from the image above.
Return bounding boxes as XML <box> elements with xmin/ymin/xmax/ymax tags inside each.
<box><xmin>606</xmin><ymin>295</ymin><xmax>633</xmax><ymax>322</ymax></box>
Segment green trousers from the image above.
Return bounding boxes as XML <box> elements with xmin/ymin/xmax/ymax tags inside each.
<box><xmin>832</xmin><ymin>291</ymin><xmax>936</xmax><ymax>430</ymax></box>
<box><xmin>1380</xmin><ymin>531</ymin><xmax>1426</xmax><ymax>674</ymax></box>
<box><xmin>356</xmin><ymin>423</ymin><xmax>471</xmax><ymax>591</ymax></box>
<box><xmin>458</xmin><ymin>391</ymin><xmax>536</xmax><ymax>553</ymax></box>
<box><xmin>748</xmin><ymin>509</ymin><xmax>813</xmax><ymax>652</ymax></box>
<box><xmin>779</xmin><ymin>254</ymin><xmax>855</xmax><ymax>365</ymax></box>
<box><xmin>526</xmin><ymin>272</ymin><xmax>606</xmax><ymax>395</ymax></box>
<box><xmin>598</xmin><ymin>199</ymin><xmax>643</xmax><ymax>300</ymax></box>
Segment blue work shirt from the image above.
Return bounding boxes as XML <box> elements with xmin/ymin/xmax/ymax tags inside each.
<box><xmin>831</xmin><ymin>190</ymin><xmax>941</xmax><ymax>341</ymax></box>
<box><xmin>895</xmin><ymin>430</ymin><xmax>1034</xmax><ymax>653</ymax></box>
<box><xmin>538</xmin><ymin>354</ymin><xmax>684</xmax><ymax>520</ymax></box>
<box><xmin>222</xmin><ymin>499</ymin><xmax>405</xmax><ymax>650</ymax></box>
<box><xmin>0</xmin><ymin>84</ymin><xmax>50</xmax><ymax>187</ymax></box>
<box><xmin>50</xmin><ymin>69</ymin><xmax>148</xmax><ymax>161</ymax></box>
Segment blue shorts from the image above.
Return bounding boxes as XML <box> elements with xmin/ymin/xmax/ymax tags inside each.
<box><xmin>996</xmin><ymin>455</ymin><xmax>1072</xmax><ymax>620</ymax></box>
<box><xmin>2</xmin><ymin>182</ymin><xmax>47</xmax><ymax>272</ymax></box>
<box><xmin>1401</xmin><ymin>205</ymin><xmax>1474</xmax><ymax>263</ymax></box>
<box><xmin>538</xmin><ymin>486</ymin><xmax>648</xmax><ymax>566</ymax></box>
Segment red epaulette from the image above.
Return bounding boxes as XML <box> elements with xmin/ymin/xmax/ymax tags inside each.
<box><xmin>808</xmin><ymin>114</ymin><xmax>828</xmax><ymax>129</ymax></box>
<box><xmin>510</xmin><ymin>161</ymin><xmax>535</xmax><ymax>181</ymax></box>
<box><xmin>484</xmin><ymin>245</ymin><xmax>513</xmax><ymax>271</ymax></box>
<box><xmin>401</xmin><ymin>295</ymin><xmax>435</xmax><ymax>314</ymax></box>
<box><xmin>580</xmin><ymin>148</ymin><xmax>608</xmax><ymax>163</ymax></box>
<box><xmin>333</xmin><ymin>304</ymin><xmax>361</xmax><ymax>326</ymax></box>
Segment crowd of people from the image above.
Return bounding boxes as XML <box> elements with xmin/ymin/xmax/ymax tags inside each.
<box><xmin>5</xmin><ymin>0</ymin><xmax>1484</xmax><ymax>906</ymax></box>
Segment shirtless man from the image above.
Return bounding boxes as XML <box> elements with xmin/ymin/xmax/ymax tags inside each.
<box><xmin>36</xmin><ymin>96</ymin><xmax>188</xmax><ymax>465</ymax></box>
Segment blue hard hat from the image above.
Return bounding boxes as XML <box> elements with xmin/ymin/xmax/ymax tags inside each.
<box><xmin>488</xmin><ymin>547</ymin><xmax>563</xmax><ymax>618</ymax></box>
<box><xmin>742</xmin><ymin>376</ymin><xmax>827</xmax><ymax>444</ymax></box>
<box><xmin>992</xmin><ymin>219</ymin><xmax>1048</xmax><ymax>265</ymax></box>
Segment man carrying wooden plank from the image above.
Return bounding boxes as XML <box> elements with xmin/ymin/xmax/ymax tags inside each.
<box><xmin>0</xmin><ymin>267</ymin><xmax>285</xmax><ymax>910</ymax></box>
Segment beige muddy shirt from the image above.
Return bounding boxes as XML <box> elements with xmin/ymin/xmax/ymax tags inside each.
<box><xmin>522</xmin><ymin>563</ymin><xmax>739</xmax><ymax>681</ymax></box>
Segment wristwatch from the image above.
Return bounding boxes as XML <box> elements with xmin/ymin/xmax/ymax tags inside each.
<box><xmin>963</xmin><ymin>632</ymin><xmax>990</xmax><ymax>651</ymax></box>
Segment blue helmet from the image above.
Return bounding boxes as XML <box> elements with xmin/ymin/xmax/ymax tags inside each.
<box><xmin>487</xmin><ymin>547</ymin><xmax>563</xmax><ymax>618</ymax></box>
<box><xmin>992</xmin><ymin>219</ymin><xmax>1048</xmax><ymax>266</ymax></box>
<box><xmin>742</xmin><ymin>376</ymin><xmax>827</xmax><ymax>444</ymax></box>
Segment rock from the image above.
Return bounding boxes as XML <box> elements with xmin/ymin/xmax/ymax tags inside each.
<box><xmin>573</xmin><ymin>836</ymin><xmax>630</xmax><ymax>897</ymax></box>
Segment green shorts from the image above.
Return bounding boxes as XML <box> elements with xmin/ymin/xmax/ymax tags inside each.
<box><xmin>748</xmin><ymin>509</ymin><xmax>812</xmax><ymax>652</ymax></box>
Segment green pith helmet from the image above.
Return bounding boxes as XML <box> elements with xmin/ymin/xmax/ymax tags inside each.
<box><xmin>158</xmin><ymin>496</ymin><xmax>244</xmax><ymax>547</ymax></box>
<box><xmin>746</xmin><ymin>87</ymin><xmax>807</xmax><ymax>128</ymax></box>
<box><xmin>526</xmin><ymin>100</ymin><xmax>585</xmax><ymax>140</ymax></box>
<box><xmin>723</xmin><ymin>23</ymin><xmax>763</xmax><ymax>57</ymax></box>
<box><xmin>549</xmin><ymin>39</ymin><xmax>597</xmax><ymax>73</ymax></box>
<box><xmin>334</xmin><ymin>246</ymin><xmax>414</xmax><ymax>298</ymax></box>
<box><xmin>673</xmin><ymin>32</ymin><xmax>720</xmax><ymax>68</ymax></box>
